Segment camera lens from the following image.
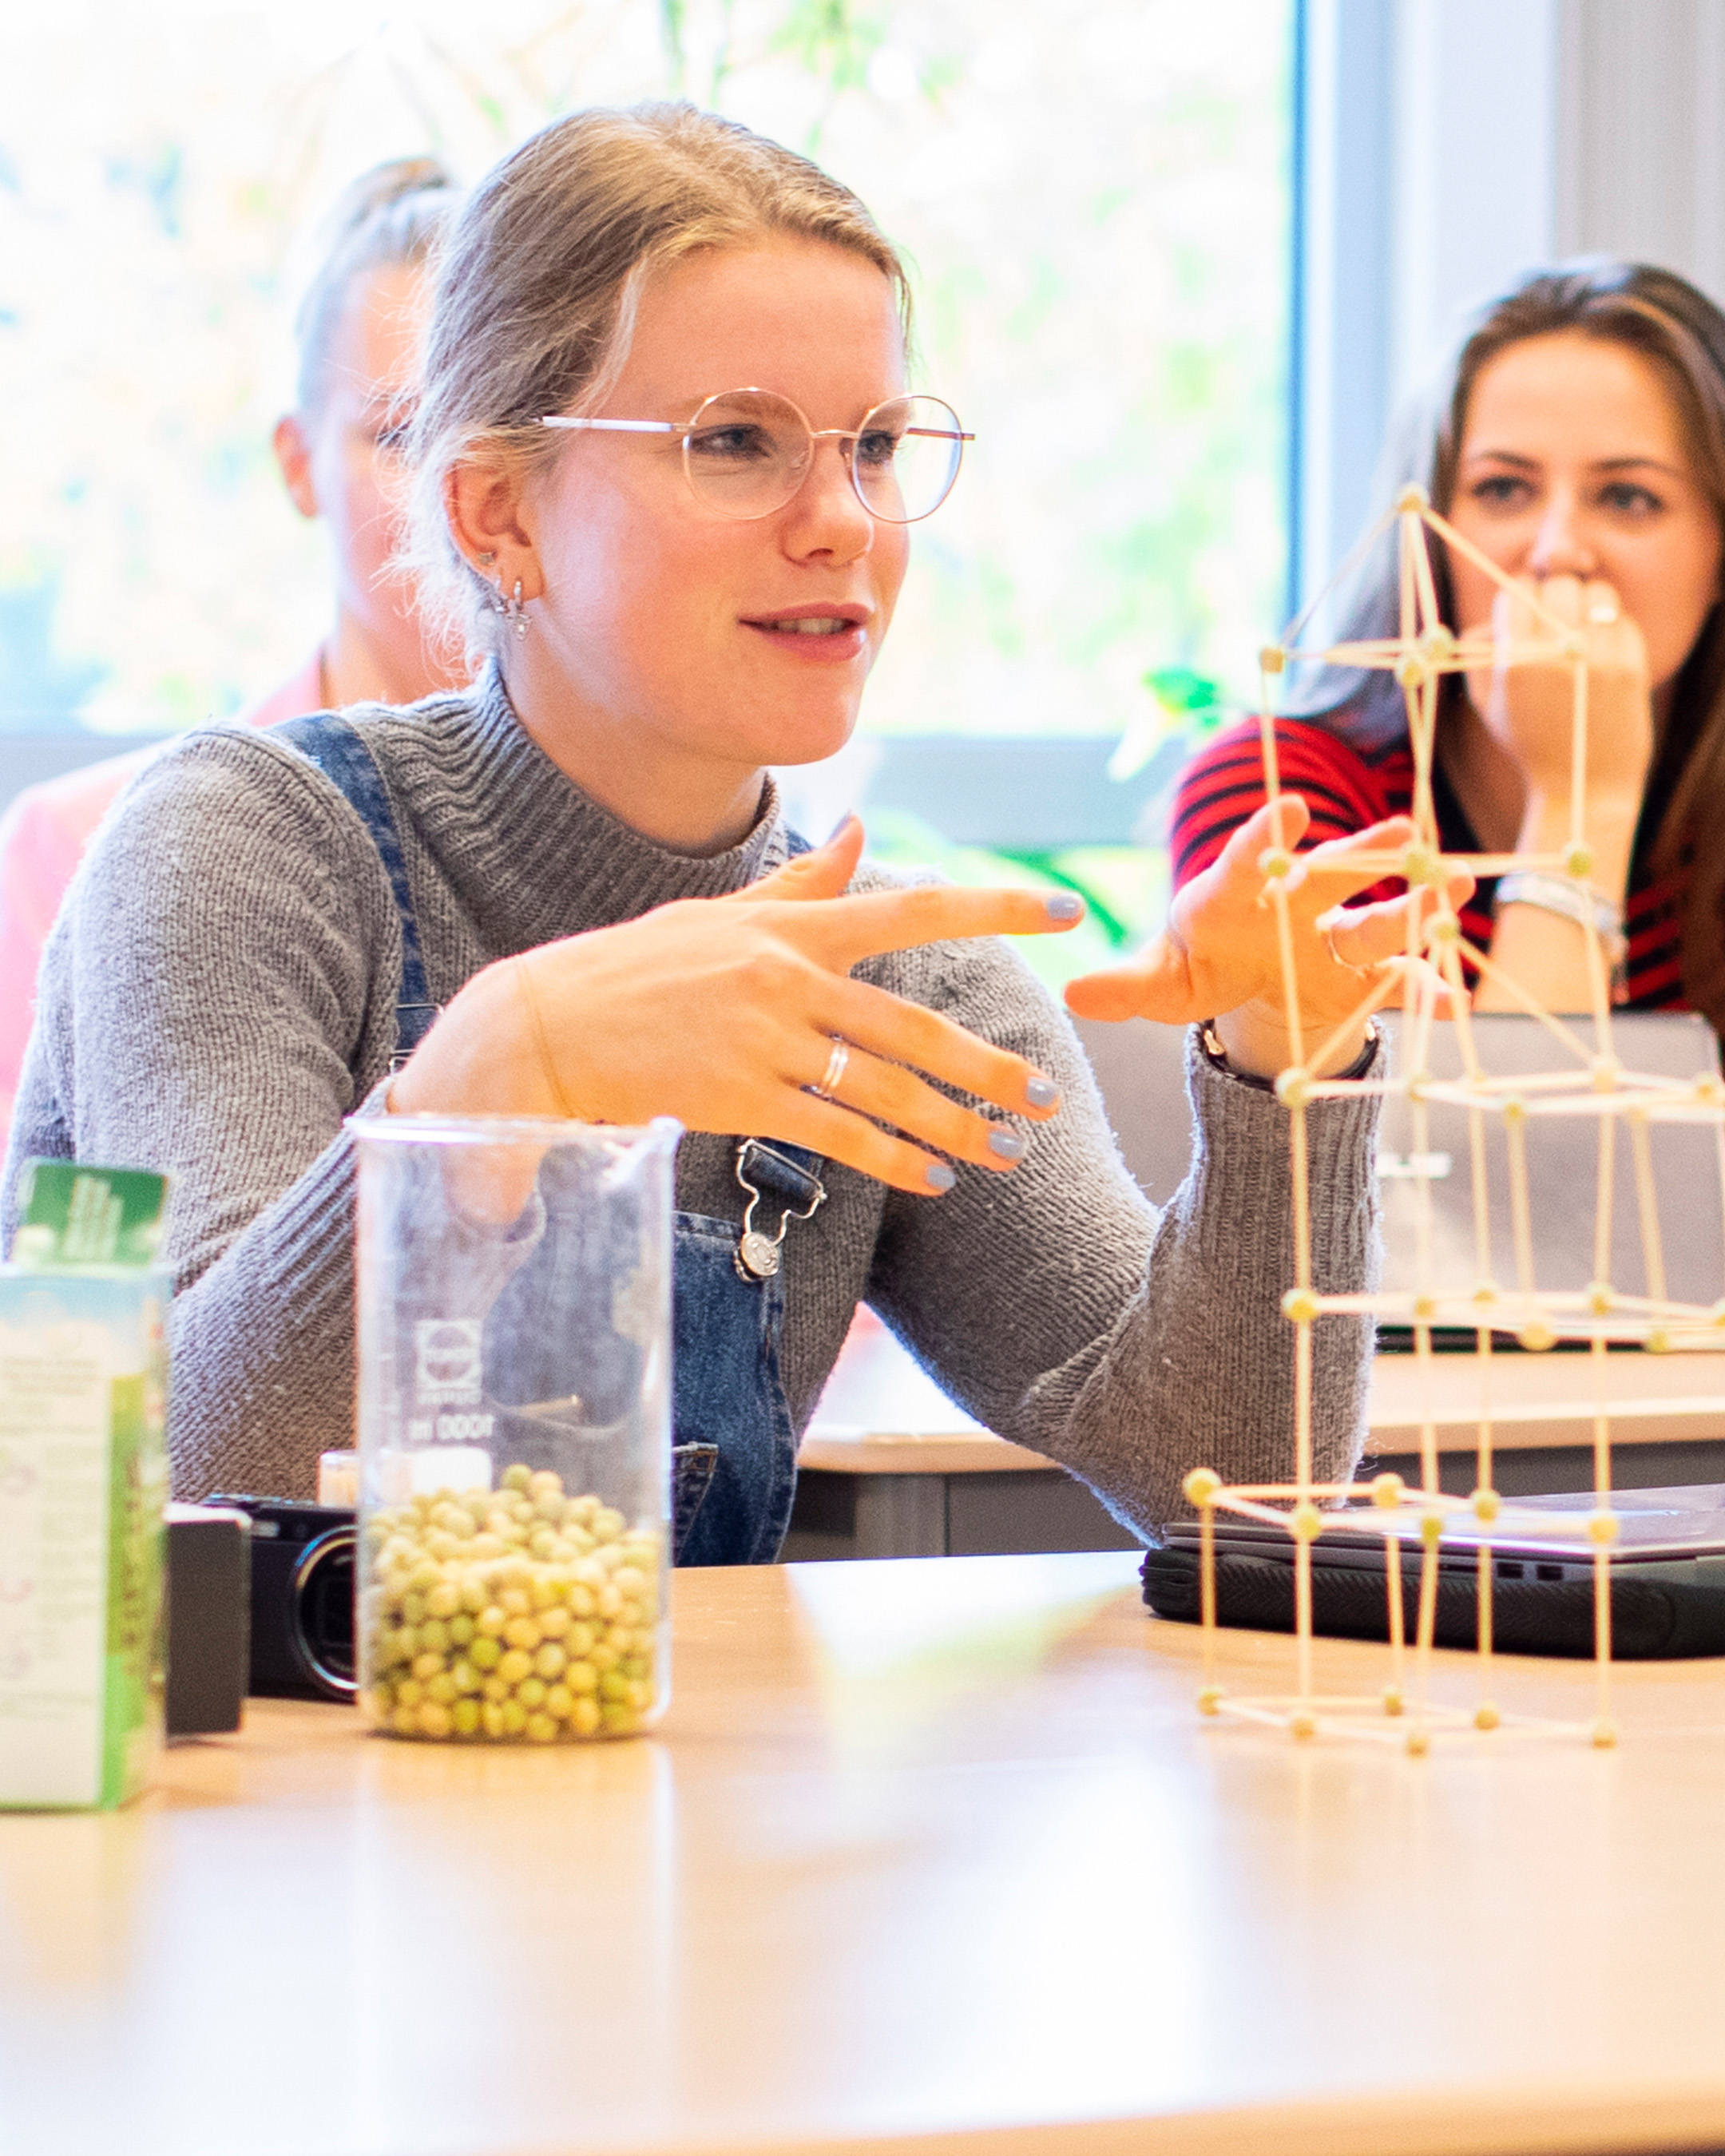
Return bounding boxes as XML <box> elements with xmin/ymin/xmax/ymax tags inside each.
<box><xmin>291</xmin><ymin>1526</ymin><xmax>357</xmax><ymax>1700</ymax></box>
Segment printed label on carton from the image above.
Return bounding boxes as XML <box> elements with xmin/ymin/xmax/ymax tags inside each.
<box><xmin>0</xmin><ymin>1317</ymin><xmax>112</xmax><ymax>1807</ymax></box>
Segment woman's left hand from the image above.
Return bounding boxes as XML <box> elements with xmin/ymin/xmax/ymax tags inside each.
<box><xmin>1065</xmin><ymin>797</ymin><xmax>1472</xmax><ymax>1077</ymax></box>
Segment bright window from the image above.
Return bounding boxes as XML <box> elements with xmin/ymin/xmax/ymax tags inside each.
<box><xmin>0</xmin><ymin>0</ymin><xmax>1293</xmax><ymax>965</ymax></box>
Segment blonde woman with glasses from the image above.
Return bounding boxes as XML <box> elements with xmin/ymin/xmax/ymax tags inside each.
<box><xmin>6</xmin><ymin>105</ymin><xmax>1453</xmax><ymax>1558</ymax></box>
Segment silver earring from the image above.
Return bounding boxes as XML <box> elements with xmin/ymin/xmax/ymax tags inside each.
<box><xmin>477</xmin><ymin>549</ymin><xmax>497</xmax><ymax>568</ymax></box>
<box><xmin>494</xmin><ymin>577</ymin><xmax>529</xmax><ymax>640</ymax></box>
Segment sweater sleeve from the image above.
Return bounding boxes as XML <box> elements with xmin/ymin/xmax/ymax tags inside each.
<box><xmin>861</xmin><ymin>933</ymin><xmax>1381</xmax><ymax>1539</ymax></box>
<box><xmin>2</xmin><ymin>730</ymin><xmax>402</xmax><ymax>1500</ymax></box>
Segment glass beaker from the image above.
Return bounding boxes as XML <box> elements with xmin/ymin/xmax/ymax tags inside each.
<box><xmin>351</xmin><ymin>1116</ymin><xmax>680</xmax><ymax>1743</ymax></box>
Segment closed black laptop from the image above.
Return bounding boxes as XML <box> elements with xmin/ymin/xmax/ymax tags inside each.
<box><xmin>1143</xmin><ymin>1482</ymin><xmax>1725</xmax><ymax>1659</ymax></box>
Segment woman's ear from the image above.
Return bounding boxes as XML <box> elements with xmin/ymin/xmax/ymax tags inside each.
<box><xmin>273</xmin><ymin>415</ymin><xmax>318</xmax><ymax>521</ymax></box>
<box><xmin>446</xmin><ymin>458</ymin><xmax>542</xmax><ymax>601</ymax></box>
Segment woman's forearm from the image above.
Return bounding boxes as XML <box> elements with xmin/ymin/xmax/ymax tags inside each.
<box><xmin>1475</xmin><ymin>788</ymin><xmax>1639</xmax><ymax>1014</ymax></box>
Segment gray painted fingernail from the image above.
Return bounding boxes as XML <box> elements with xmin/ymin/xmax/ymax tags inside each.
<box><xmin>987</xmin><ymin>1126</ymin><xmax>1027</xmax><ymax>1160</ymax></box>
<box><xmin>1026</xmin><ymin>1076</ymin><xmax>1060</xmax><ymax>1109</ymax></box>
<box><xmin>925</xmin><ymin>1161</ymin><xmax>958</xmax><ymax>1192</ymax></box>
<box><xmin>1045</xmin><ymin>893</ymin><xmax>1085</xmax><ymax>921</ymax></box>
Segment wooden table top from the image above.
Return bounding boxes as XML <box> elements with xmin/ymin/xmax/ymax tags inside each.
<box><xmin>7</xmin><ymin>1553</ymin><xmax>1725</xmax><ymax>2156</ymax></box>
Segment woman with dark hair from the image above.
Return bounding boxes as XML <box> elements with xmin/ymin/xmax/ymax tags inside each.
<box><xmin>1173</xmin><ymin>260</ymin><xmax>1725</xmax><ymax>1027</ymax></box>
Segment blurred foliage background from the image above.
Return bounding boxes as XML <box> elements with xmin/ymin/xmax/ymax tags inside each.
<box><xmin>0</xmin><ymin>0</ymin><xmax>1291</xmax><ymax>976</ymax></box>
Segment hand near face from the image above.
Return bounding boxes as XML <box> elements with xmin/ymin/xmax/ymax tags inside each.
<box><xmin>1065</xmin><ymin>799</ymin><xmax>1470</xmax><ymax>1078</ymax></box>
<box><xmin>391</xmin><ymin>818</ymin><xmax>1084</xmax><ymax>1195</ymax></box>
<box><xmin>1464</xmin><ymin>573</ymin><xmax>1653</xmax><ymax>826</ymax></box>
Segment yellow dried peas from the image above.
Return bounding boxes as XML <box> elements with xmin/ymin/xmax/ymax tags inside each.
<box><xmin>363</xmin><ymin>1465</ymin><xmax>661</xmax><ymax>1742</ymax></box>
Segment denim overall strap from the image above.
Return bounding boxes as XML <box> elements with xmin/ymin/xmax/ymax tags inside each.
<box><xmin>729</xmin><ymin>825</ymin><xmax>827</xmax><ymax>1260</ymax></box>
<box><xmin>273</xmin><ymin>713</ymin><xmax>439</xmax><ymax>1059</ymax></box>
<box><xmin>273</xmin><ymin>732</ymin><xmax>824</xmax><ymax>1567</ymax></box>
<box><xmin>670</xmin><ymin>1218</ymin><xmax>801</xmax><ymax>1565</ymax></box>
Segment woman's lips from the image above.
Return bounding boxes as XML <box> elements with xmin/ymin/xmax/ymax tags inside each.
<box><xmin>740</xmin><ymin>612</ymin><xmax>870</xmax><ymax>663</ymax></box>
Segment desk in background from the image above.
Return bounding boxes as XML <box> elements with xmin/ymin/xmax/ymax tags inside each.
<box><xmin>788</xmin><ymin>1308</ymin><xmax>1725</xmax><ymax>1560</ymax></box>
<box><xmin>8</xmin><ymin>1552</ymin><xmax>1725</xmax><ymax>2156</ymax></box>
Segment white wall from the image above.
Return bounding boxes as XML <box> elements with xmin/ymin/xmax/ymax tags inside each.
<box><xmin>1295</xmin><ymin>0</ymin><xmax>1725</xmax><ymax>612</ymax></box>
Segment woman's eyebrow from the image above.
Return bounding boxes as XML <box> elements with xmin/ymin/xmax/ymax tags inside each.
<box><xmin>1588</xmin><ymin>454</ymin><xmax>1687</xmax><ymax>477</ymax></box>
<box><xmin>1459</xmin><ymin>447</ymin><xmax>1687</xmax><ymax>478</ymax></box>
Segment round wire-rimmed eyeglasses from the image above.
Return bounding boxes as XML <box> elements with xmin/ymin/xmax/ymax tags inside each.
<box><xmin>540</xmin><ymin>387</ymin><xmax>973</xmax><ymax>525</ymax></box>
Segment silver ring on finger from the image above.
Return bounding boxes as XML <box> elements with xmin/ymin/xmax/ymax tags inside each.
<box><xmin>1323</xmin><ymin>921</ymin><xmax>1373</xmax><ymax>978</ymax></box>
<box><xmin>811</xmin><ymin>1036</ymin><xmax>851</xmax><ymax>1102</ymax></box>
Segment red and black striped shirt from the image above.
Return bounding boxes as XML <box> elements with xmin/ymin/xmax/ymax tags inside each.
<box><xmin>1169</xmin><ymin>717</ymin><xmax>1687</xmax><ymax>1009</ymax></box>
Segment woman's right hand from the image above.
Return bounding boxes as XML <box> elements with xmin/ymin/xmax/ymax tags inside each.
<box><xmin>1465</xmin><ymin>573</ymin><xmax>1653</xmax><ymax>863</ymax></box>
<box><xmin>388</xmin><ymin>818</ymin><xmax>1081</xmax><ymax>1195</ymax></box>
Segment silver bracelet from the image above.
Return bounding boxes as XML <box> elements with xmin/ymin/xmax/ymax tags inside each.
<box><xmin>1493</xmin><ymin>870</ymin><xmax>1622</xmax><ymax>942</ymax></box>
<box><xmin>1493</xmin><ymin>871</ymin><xmax>1628</xmax><ymax>997</ymax></box>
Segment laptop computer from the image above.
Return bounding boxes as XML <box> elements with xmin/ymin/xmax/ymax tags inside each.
<box><xmin>1141</xmin><ymin>1481</ymin><xmax>1725</xmax><ymax>1658</ymax></box>
<box><xmin>1072</xmin><ymin>1010</ymin><xmax>1725</xmax><ymax>1351</ymax></box>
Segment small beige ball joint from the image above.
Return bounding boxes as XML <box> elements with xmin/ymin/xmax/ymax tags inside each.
<box><xmin>1400</xmin><ymin>840</ymin><xmax>1443</xmax><ymax>886</ymax></box>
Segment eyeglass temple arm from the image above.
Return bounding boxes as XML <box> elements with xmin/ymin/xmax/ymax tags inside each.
<box><xmin>540</xmin><ymin>418</ymin><xmax>679</xmax><ymax>434</ymax></box>
<box><xmin>541</xmin><ymin>417</ymin><xmax>974</xmax><ymax>442</ymax></box>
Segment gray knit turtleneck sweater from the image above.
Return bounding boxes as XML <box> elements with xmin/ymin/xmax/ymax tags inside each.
<box><xmin>4</xmin><ymin>670</ymin><xmax>1381</xmax><ymax>1531</ymax></box>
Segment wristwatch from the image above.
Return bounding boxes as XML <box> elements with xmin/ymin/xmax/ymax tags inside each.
<box><xmin>1198</xmin><ymin>1018</ymin><xmax>1381</xmax><ymax>1091</ymax></box>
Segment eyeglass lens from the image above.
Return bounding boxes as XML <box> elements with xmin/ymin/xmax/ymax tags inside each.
<box><xmin>682</xmin><ymin>391</ymin><xmax>965</xmax><ymax>524</ymax></box>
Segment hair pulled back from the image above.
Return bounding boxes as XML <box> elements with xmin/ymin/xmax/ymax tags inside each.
<box><xmin>406</xmin><ymin>101</ymin><xmax>912</xmax><ymax>660</ymax></box>
<box><xmin>1295</xmin><ymin>259</ymin><xmax>1725</xmax><ymax>1032</ymax></box>
<box><xmin>294</xmin><ymin>156</ymin><xmax>457</xmax><ymax>418</ymax></box>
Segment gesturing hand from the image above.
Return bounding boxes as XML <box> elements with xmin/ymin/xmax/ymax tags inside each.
<box><xmin>391</xmin><ymin>818</ymin><xmax>1085</xmax><ymax>1195</ymax></box>
<box><xmin>1064</xmin><ymin>798</ymin><xmax>1472</xmax><ymax>1077</ymax></box>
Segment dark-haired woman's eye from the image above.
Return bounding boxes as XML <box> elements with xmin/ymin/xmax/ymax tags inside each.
<box><xmin>1598</xmin><ymin>481</ymin><xmax>1664</xmax><ymax>517</ymax></box>
<box><xmin>1469</xmin><ymin>474</ymin><xmax>1532</xmax><ymax>509</ymax></box>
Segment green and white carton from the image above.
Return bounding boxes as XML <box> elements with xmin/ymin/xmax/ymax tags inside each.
<box><xmin>0</xmin><ymin>1163</ymin><xmax>169</xmax><ymax>1810</ymax></box>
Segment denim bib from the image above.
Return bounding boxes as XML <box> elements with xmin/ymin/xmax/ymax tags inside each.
<box><xmin>278</xmin><ymin>712</ymin><xmax>815</xmax><ymax>1566</ymax></box>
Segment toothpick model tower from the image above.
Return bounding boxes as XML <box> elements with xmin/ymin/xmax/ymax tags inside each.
<box><xmin>1184</xmin><ymin>484</ymin><xmax>1725</xmax><ymax>1753</ymax></box>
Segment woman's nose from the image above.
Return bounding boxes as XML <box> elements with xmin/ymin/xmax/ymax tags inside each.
<box><xmin>783</xmin><ymin>438</ymin><xmax>874</xmax><ymax>562</ymax></box>
<box><xmin>1528</xmin><ymin>493</ymin><xmax>1598</xmax><ymax>579</ymax></box>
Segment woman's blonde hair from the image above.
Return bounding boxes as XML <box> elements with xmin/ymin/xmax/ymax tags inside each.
<box><xmin>1289</xmin><ymin>260</ymin><xmax>1725</xmax><ymax>1032</ymax></box>
<box><xmin>405</xmin><ymin>102</ymin><xmax>912</xmax><ymax>660</ymax></box>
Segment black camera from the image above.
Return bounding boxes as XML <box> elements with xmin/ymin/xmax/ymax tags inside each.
<box><xmin>208</xmin><ymin>1496</ymin><xmax>357</xmax><ymax>1703</ymax></box>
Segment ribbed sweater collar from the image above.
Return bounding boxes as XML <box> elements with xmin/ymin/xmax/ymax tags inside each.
<box><xmin>385</xmin><ymin>664</ymin><xmax>793</xmax><ymax>952</ymax></box>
